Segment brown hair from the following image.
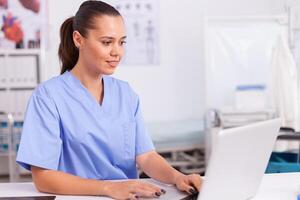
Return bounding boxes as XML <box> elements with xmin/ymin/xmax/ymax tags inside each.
<box><xmin>58</xmin><ymin>0</ymin><xmax>121</xmax><ymax>74</ymax></box>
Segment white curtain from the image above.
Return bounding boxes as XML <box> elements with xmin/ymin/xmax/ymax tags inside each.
<box><xmin>270</xmin><ymin>36</ymin><xmax>300</xmax><ymax>131</ymax></box>
<box><xmin>205</xmin><ymin>17</ymin><xmax>286</xmax><ymax>110</ymax></box>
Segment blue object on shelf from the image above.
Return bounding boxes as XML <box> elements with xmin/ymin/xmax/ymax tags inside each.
<box><xmin>236</xmin><ymin>84</ymin><xmax>266</xmax><ymax>91</ymax></box>
<box><xmin>266</xmin><ymin>152</ymin><xmax>300</xmax><ymax>173</ymax></box>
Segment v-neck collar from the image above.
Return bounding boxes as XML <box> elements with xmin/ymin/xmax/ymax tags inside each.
<box><xmin>64</xmin><ymin>71</ymin><xmax>109</xmax><ymax>110</ymax></box>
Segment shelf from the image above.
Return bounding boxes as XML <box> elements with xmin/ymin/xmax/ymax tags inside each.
<box><xmin>0</xmin><ymin>49</ymin><xmax>41</xmax><ymax>56</ymax></box>
<box><xmin>0</xmin><ymin>88</ymin><xmax>36</xmax><ymax>91</ymax></box>
<box><xmin>9</xmin><ymin>87</ymin><xmax>36</xmax><ymax>91</ymax></box>
<box><xmin>0</xmin><ymin>152</ymin><xmax>16</xmax><ymax>157</ymax></box>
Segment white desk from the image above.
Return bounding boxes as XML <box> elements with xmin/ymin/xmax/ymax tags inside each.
<box><xmin>1</xmin><ymin>173</ymin><xmax>300</xmax><ymax>200</ymax></box>
<box><xmin>252</xmin><ymin>173</ymin><xmax>300</xmax><ymax>200</ymax></box>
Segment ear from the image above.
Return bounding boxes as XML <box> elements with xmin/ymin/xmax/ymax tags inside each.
<box><xmin>73</xmin><ymin>30</ymin><xmax>83</xmax><ymax>49</ymax></box>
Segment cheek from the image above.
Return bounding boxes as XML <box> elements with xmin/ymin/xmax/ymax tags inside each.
<box><xmin>119</xmin><ymin>46</ymin><xmax>125</xmax><ymax>58</ymax></box>
<box><xmin>89</xmin><ymin>45</ymin><xmax>110</xmax><ymax>59</ymax></box>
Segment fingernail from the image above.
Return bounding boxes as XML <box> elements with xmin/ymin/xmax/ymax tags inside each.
<box><xmin>155</xmin><ymin>192</ymin><xmax>161</xmax><ymax>197</ymax></box>
<box><xmin>161</xmin><ymin>189</ymin><xmax>166</xmax><ymax>194</ymax></box>
<box><xmin>193</xmin><ymin>186</ymin><xmax>198</xmax><ymax>192</ymax></box>
<box><xmin>189</xmin><ymin>188</ymin><xmax>196</xmax><ymax>194</ymax></box>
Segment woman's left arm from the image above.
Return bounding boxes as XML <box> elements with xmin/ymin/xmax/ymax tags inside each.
<box><xmin>136</xmin><ymin>151</ymin><xmax>202</xmax><ymax>194</ymax></box>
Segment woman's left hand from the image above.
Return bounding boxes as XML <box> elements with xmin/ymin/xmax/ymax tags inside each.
<box><xmin>174</xmin><ymin>173</ymin><xmax>202</xmax><ymax>194</ymax></box>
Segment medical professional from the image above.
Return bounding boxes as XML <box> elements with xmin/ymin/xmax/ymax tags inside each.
<box><xmin>16</xmin><ymin>1</ymin><xmax>202</xmax><ymax>199</ymax></box>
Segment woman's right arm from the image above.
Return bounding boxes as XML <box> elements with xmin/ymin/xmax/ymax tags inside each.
<box><xmin>31</xmin><ymin>166</ymin><xmax>164</xmax><ymax>199</ymax></box>
<box><xmin>31</xmin><ymin>166</ymin><xmax>107</xmax><ymax>195</ymax></box>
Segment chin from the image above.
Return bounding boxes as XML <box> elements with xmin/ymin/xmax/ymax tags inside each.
<box><xmin>102</xmin><ymin>68</ymin><xmax>116</xmax><ymax>75</ymax></box>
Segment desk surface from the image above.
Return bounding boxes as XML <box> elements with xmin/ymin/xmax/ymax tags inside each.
<box><xmin>1</xmin><ymin>173</ymin><xmax>300</xmax><ymax>200</ymax></box>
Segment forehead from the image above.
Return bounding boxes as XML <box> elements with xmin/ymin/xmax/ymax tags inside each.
<box><xmin>88</xmin><ymin>15</ymin><xmax>126</xmax><ymax>38</ymax></box>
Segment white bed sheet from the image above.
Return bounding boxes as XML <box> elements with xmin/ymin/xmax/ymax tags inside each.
<box><xmin>146</xmin><ymin>119</ymin><xmax>205</xmax><ymax>152</ymax></box>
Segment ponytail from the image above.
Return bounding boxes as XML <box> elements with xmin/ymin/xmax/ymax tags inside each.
<box><xmin>58</xmin><ymin>17</ymin><xmax>79</xmax><ymax>74</ymax></box>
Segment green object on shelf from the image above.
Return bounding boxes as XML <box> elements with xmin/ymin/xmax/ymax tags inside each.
<box><xmin>2</xmin><ymin>144</ymin><xmax>8</xmax><ymax>150</ymax></box>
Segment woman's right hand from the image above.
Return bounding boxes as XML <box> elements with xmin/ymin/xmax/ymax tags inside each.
<box><xmin>103</xmin><ymin>180</ymin><xmax>166</xmax><ymax>200</ymax></box>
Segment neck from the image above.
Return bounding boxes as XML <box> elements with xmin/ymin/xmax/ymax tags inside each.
<box><xmin>70</xmin><ymin>62</ymin><xmax>103</xmax><ymax>90</ymax></box>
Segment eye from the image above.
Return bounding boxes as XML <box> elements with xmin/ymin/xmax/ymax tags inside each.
<box><xmin>101</xmin><ymin>41</ymin><xmax>112</xmax><ymax>46</ymax></box>
<box><xmin>120</xmin><ymin>41</ymin><xmax>127</xmax><ymax>46</ymax></box>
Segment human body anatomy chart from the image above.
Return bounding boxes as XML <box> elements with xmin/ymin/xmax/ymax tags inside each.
<box><xmin>110</xmin><ymin>0</ymin><xmax>160</xmax><ymax>65</ymax></box>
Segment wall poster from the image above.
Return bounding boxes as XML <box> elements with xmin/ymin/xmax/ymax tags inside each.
<box><xmin>0</xmin><ymin>0</ymin><xmax>47</xmax><ymax>49</ymax></box>
<box><xmin>110</xmin><ymin>0</ymin><xmax>160</xmax><ymax>65</ymax></box>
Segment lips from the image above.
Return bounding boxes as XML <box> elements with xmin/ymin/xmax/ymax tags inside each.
<box><xmin>107</xmin><ymin>61</ymin><xmax>119</xmax><ymax>68</ymax></box>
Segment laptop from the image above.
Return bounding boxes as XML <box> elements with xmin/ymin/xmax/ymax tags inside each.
<box><xmin>197</xmin><ymin>118</ymin><xmax>280</xmax><ymax>200</ymax></box>
<box><xmin>146</xmin><ymin>118</ymin><xmax>281</xmax><ymax>200</ymax></box>
<box><xmin>0</xmin><ymin>197</ymin><xmax>56</xmax><ymax>200</ymax></box>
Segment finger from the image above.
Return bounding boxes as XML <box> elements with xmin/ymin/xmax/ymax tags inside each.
<box><xmin>129</xmin><ymin>181</ymin><xmax>162</xmax><ymax>198</ymax></box>
<box><xmin>177</xmin><ymin>181</ymin><xmax>197</xmax><ymax>195</ymax></box>
<box><xmin>140</xmin><ymin>185</ymin><xmax>163</xmax><ymax>197</ymax></box>
<box><xmin>144</xmin><ymin>181</ymin><xmax>163</xmax><ymax>192</ymax></box>
<box><xmin>188</xmin><ymin>175</ymin><xmax>202</xmax><ymax>191</ymax></box>
<box><xmin>134</xmin><ymin>187</ymin><xmax>161</xmax><ymax>198</ymax></box>
<box><xmin>140</xmin><ymin>181</ymin><xmax>163</xmax><ymax>195</ymax></box>
<box><xmin>127</xmin><ymin>193</ymin><xmax>139</xmax><ymax>200</ymax></box>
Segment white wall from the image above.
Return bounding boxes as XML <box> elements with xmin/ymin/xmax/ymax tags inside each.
<box><xmin>43</xmin><ymin>0</ymin><xmax>298</xmax><ymax>123</ymax></box>
<box><xmin>204</xmin><ymin>0</ymin><xmax>275</xmax><ymax>16</ymax></box>
<box><xmin>114</xmin><ymin>0</ymin><xmax>206</xmax><ymax>122</ymax></box>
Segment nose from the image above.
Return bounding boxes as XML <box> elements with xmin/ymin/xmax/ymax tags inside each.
<box><xmin>110</xmin><ymin>43</ymin><xmax>123</xmax><ymax>57</ymax></box>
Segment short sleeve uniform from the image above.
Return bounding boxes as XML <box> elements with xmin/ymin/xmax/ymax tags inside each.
<box><xmin>16</xmin><ymin>71</ymin><xmax>154</xmax><ymax>180</ymax></box>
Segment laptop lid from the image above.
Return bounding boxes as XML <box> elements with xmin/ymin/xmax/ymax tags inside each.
<box><xmin>198</xmin><ymin>118</ymin><xmax>281</xmax><ymax>200</ymax></box>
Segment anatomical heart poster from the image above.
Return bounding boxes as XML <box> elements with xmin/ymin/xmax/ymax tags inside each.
<box><xmin>0</xmin><ymin>0</ymin><xmax>47</xmax><ymax>49</ymax></box>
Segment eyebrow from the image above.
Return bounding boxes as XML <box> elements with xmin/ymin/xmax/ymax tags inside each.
<box><xmin>99</xmin><ymin>36</ymin><xmax>127</xmax><ymax>40</ymax></box>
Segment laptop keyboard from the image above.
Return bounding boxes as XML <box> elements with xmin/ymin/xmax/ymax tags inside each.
<box><xmin>179</xmin><ymin>192</ymin><xmax>199</xmax><ymax>200</ymax></box>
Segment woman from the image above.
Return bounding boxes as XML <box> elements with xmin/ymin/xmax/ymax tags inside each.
<box><xmin>16</xmin><ymin>1</ymin><xmax>202</xmax><ymax>199</ymax></box>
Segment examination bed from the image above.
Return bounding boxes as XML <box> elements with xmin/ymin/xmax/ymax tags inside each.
<box><xmin>146</xmin><ymin>119</ymin><xmax>206</xmax><ymax>174</ymax></box>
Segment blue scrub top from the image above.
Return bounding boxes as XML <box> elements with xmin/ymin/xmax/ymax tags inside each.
<box><xmin>16</xmin><ymin>71</ymin><xmax>155</xmax><ymax>180</ymax></box>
